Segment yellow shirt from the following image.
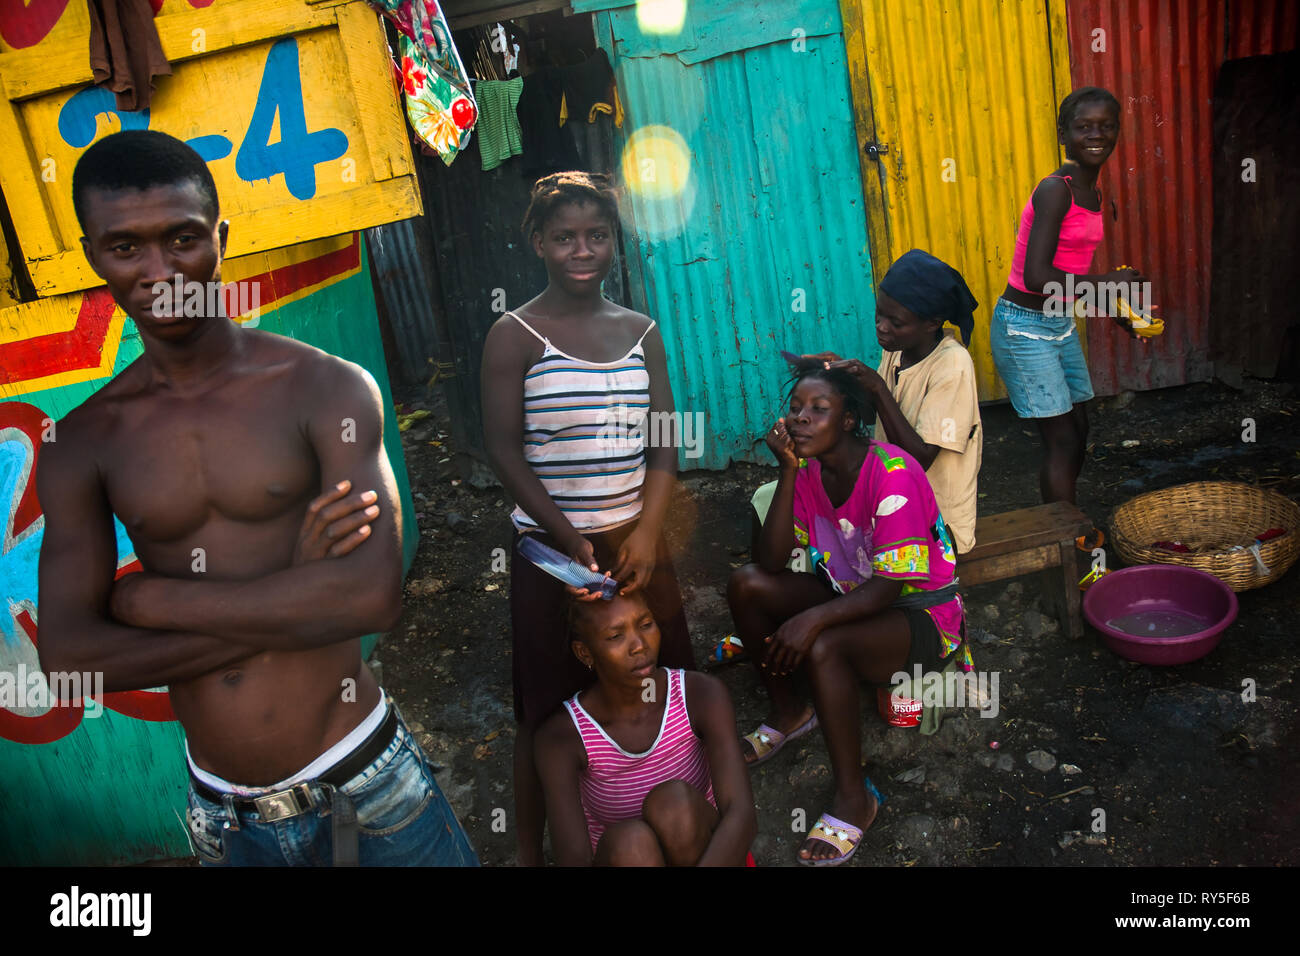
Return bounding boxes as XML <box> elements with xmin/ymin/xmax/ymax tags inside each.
<box><xmin>874</xmin><ymin>333</ymin><xmax>982</xmax><ymax>553</ymax></box>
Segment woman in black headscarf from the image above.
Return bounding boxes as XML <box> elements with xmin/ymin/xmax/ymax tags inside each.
<box><xmin>805</xmin><ymin>249</ymin><xmax>984</xmax><ymax>555</ymax></box>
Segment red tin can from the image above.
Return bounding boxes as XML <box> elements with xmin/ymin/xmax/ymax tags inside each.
<box><xmin>877</xmin><ymin>686</ymin><xmax>922</xmax><ymax>727</ymax></box>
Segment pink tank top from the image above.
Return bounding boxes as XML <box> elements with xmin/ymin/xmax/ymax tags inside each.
<box><xmin>564</xmin><ymin>668</ymin><xmax>716</xmax><ymax>851</ymax></box>
<box><xmin>1007</xmin><ymin>175</ymin><xmax>1104</xmax><ymax>295</ymax></box>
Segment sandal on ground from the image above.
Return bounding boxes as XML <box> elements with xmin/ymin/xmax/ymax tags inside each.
<box><xmin>798</xmin><ymin>779</ymin><xmax>884</xmax><ymax>867</ymax></box>
<box><xmin>1076</xmin><ymin>528</ymin><xmax>1105</xmax><ymax>552</ymax></box>
<box><xmin>740</xmin><ymin>712</ymin><xmax>818</xmax><ymax>767</ymax></box>
<box><xmin>705</xmin><ymin>634</ymin><xmax>748</xmax><ymax>669</ymax></box>
<box><xmin>799</xmin><ymin>813</ymin><xmax>864</xmax><ymax>867</ymax></box>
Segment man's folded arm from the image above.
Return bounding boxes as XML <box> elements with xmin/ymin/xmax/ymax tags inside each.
<box><xmin>119</xmin><ymin>358</ymin><xmax>405</xmax><ymax>649</ymax></box>
<box><xmin>36</xmin><ymin>430</ymin><xmax>259</xmax><ymax>693</ymax></box>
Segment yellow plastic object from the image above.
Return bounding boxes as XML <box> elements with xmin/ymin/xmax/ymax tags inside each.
<box><xmin>1115</xmin><ymin>296</ymin><xmax>1165</xmax><ymax>338</ymax></box>
<box><xmin>1079</xmin><ymin>565</ymin><xmax>1111</xmax><ymax>591</ymax></box>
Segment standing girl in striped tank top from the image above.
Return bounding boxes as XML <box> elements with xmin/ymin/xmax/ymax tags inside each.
<box><xmin>535</xmin><ymin>592</ymin><xmax>755</xmax><ymax>866</ymax></box>
<box><xmin>480</xmin><ymin>172</ymin><xmax>696</xmax><ymax>866</ymax></box>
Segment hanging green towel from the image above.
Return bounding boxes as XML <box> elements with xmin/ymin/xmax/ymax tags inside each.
<box><xmin>476</xmin><ymin>77</ymin><xmax>524</xmax><ymax>171</ymax></box>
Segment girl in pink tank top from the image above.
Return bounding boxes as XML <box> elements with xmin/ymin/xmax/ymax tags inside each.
<box><xmin>991</xmin><ymin>87</ymin><xmax>1153</xmax><ymax>513</ymax></box>
<box><xmin>535</xmin><ymin>592</ymin><xmax>757</xmax><ymax>866</ymax></box>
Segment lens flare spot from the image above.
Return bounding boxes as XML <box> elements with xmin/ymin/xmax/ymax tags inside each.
<box><xmin>621</xmin><ymin>125</ymin><xmax>690</xmax><ymax>199</ymax></box>
<box><xmin>620</xmin><ymin>124</ymin><xmax>695</xmax><ymax>238</ymax></box>
<box><xmin>636</xmin><ymin>0</ymin><xmax>688</xmax><ymax>35</ymax></box>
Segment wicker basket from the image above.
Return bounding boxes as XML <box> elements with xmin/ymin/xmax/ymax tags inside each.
<box><xmin>1110</xmin><ymin>481</ymin><xmax>1300</xmax><ymax>591</ymax></box>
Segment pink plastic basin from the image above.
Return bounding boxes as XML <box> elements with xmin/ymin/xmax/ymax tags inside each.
<box><xmin>1082</xmin><ymin>565</ymin><xmax>1238</xmax><ymax>665</ymax></box>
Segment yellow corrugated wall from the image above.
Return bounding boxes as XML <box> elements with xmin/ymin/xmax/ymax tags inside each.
<box><xmin>840</xmin><ymin>0</ymin><xmax>1074</xmax><ymax>400</ymax></box>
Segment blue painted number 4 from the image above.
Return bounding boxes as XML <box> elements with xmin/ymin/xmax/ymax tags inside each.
<box><xmin>236</xmin><ymin>38</ymin><xmax>349</xmax><ymax>200</ymax></box>
<box><xmin>59</xmin><ymin>37</ymin><xmax>350</xmax><ymax>200</ymax></box>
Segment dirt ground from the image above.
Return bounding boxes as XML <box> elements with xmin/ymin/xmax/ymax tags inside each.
<box><xmin>384</xmin><ymin>378</ymin><xmax>1300</xmax><ymax>867</ymax></box>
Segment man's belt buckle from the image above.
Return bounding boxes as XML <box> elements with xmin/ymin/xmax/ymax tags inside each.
<box><xmin>253</xmin><ymin>782</ymin><xmax>315</xmax><ymax>821</ymax></box>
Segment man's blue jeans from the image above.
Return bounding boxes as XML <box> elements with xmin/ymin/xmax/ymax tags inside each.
<box><xmin>185</xmin><ymin>710</ymin><xmax>478</xmax><ymax>866</ymax></box>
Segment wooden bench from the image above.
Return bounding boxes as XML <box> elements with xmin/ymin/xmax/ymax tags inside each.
<box><xmin>957</xmin><ymin>501</ymin><xmax>1094</xmax><ymax>639</ymax></box>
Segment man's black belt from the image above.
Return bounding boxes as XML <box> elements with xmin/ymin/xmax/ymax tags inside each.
<box><xmin>188</xmin><ymin>705</ymin><xmax>400</xmax><ymax>818</ymax></box>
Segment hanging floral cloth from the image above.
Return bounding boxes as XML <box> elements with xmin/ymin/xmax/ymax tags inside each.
<box><xmin>367</xmin><ymin>0</ymin><xmax>478</xmax><ymax>165</ymax></box>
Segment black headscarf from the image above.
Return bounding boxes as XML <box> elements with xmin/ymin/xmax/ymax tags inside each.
<box><xmin>878</xmin><ymin>249</ymin><xmax>978</xmax><ymax>346</ymax></box>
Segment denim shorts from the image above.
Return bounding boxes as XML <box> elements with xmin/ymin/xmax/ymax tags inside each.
<box><xmin>185</xmin><ymin>709</ymin><xmax>479</xmax><ymax>867</ymax></box>
<box><xmin>989</xmin><ymin>296</ymin><xmax>1094</xmax><ymax>418</ymax></box>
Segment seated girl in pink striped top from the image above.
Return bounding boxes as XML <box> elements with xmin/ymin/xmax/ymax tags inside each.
<box><xmin>535</xmin><ymin>592</ymin><xmax>756</xmax><ymax>865</ymax></box>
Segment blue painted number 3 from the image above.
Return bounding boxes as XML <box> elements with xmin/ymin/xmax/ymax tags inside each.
<box><xmin>58</xmin><ymin>37</ymin><xmax>348</xmax><ymax>201</ymax></box>
<box><xmin>236</xmin><ymin>38</ymin><xmax>348</xmax><ymax>200</ymax></box>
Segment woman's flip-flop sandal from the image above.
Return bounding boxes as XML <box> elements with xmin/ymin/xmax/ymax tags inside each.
<box><xmin>799</xmin><ymin>813</ymin><xmax>864</xmax><ymax>867</ymax></box>
<box><xmin>798</xmin><ymin>779</ymin><xmax>884</xmax><ymax>867</ymax></box>
<box><xmin>1076</xmin><ymin>528</ymin><xmax>1105</xmax><ymax>552</ymax></box>
<box><xmin>741</xmin><ymin>712</ymin><xmax>819</xmax><ymax>767</ymax></box>
<box><xmin>704</xmin><ymin>634</ymin><xmax>748</xmax><ymax>670</ymax></box>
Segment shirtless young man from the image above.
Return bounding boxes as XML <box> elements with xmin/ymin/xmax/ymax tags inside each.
<box><xmin>36</xmin><ymin>130</ymin><xmax>476</xmax><ymax>866</ymax></box>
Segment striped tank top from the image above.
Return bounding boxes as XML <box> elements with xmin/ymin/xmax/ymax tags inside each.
<box><xmin>508</xmin><ymin>311</ymin><xmax>653</xmax><ymax>532</ymax></box>
<box><xmin>564</xmin><ymin>668</ymin><xmax>716</xmax><ymax>852</ymax></box>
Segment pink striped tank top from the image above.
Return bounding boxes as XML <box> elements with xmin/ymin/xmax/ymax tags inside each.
<box><xmin>564</xmin><ymin>668</ymin><xmax>715</xmax><ymax>851</ymax></box>
<box><xmin>1007</xmin><ymin>175</ymin><xmax>1104</xmax><ymax>295</ymax></box>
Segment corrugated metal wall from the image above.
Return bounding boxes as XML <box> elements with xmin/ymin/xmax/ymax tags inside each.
<box><xmin>1214</xmin><ymin>3</ymin><xmax>1300</xmax><ymax>380</ymax></box>
<box><xmin>1065</xmin><ymin>0</ymin><xmax>1300</xmax><ymax>393</ymax></box>
<box><xmin>1066</xmin><ymin>0</ymin><xmax>1221</xmax><ymax>394</ymax></box>
<box><xmin>1209</xmin><ymin>50</ymin><xmax>1300</xmax><ymax>380</ymax></box>
<box><xmin>588</xmin><ymin>0</ymin><xmax>878</xmax><ymax>469</ymax></box>
<box><xmin>365</xmin><ymin>217</ymin><xmax>453</xmax><ymax>385</ymax></box>
<box><xmin>1226</xmin><ymin>0</ymin><xmax>1300</xmax><ymax>57</ymax></box>
<box><xmin>839</xmin><ymin>0</ymin><xmax>1073</xmax><ymax>402</ymax></box>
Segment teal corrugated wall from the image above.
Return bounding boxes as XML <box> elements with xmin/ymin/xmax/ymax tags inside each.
<box><xmin>589</xmin><ymin>0</ymin><xmax>878</xmax><ymax>469</ymax></box>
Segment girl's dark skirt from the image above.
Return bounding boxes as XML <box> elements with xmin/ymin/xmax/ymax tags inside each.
<box><xmin>510</xmin><ymin>520</ymin><xmax>695</xmax><ymax>725</ymax></box>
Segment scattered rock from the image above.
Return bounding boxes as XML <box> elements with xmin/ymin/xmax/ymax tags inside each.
<box><xmin>895</xmin><ymin>766</ymin><xmax>926</xmax><ymax>785</ymax></box>
<box><xmin>407</xmin><ymin>576</ymin><xmax>444</xmax><ymax>597</ymax></box>
<box><xmin>446</xmin><ymin>511</ymin><xmax>470</xmax><ymax>534</ymax></box>
<box><xmin>930</xmin><ymin>771</ymin><xmax>961</xmax><ymax>799</ymax></box>
<box><xmin>1058</xmin><ymin>830</ymin><xmax>1107</xmax><ymax>849</ymax></box>
<box><xmin>1061</xmin><ymin>763</ymin><xmax>1082</xmax><ymax>775</ymax></box>
<box><xmin>1112</xmin><ymin>390</ymin><xmax>1136</xmax><ymax>410</ymax></box>
<box><xmin>995</xmin><ymin>753</ymin><xmax>1015</xmax><ymax>772</ymax></box>
<box><xmin>1009</xmin><ymin>648</ymin><xmax>1031</xmax><ymax>669</ymax></box>
<box><xmin>1021</xmin><ymin>608</ymin><xmax>1046</xmax><ymax>640</ymax></box>
<box><xmin>1027</xmin><ymin>749</ymin><xmax>1057</xmax><ymax>772</ymax></box>
<box><xmin>1121</xmin><ymin>439</ymin><xmax>1141</xmax><ymax>448</ymax></box>
<box><xmin>969</xmin><ymin>625</ymin><xmax>1001</xmax><ymax>645</ymax></box>
<box><xmin>897</xmin><ymin>813</ymin><xmax>937</xmax><ymax>845</ymax></box>
<box><xmin>983</xmin><ymin>604</ymin><xmax>1000</xmax><ymax>621</ymax></box>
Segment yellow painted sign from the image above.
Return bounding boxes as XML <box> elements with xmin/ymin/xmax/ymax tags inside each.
<box><xmin>0</xmin><ymin>0</ymin><xmax>419</xmax><ymax>297</ymax></box>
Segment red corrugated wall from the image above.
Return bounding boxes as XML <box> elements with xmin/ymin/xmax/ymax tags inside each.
<box><xmin>1065</xmin><ymin>0</ymin><xmax>1300</xmax><ymax>395</ymax></box>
